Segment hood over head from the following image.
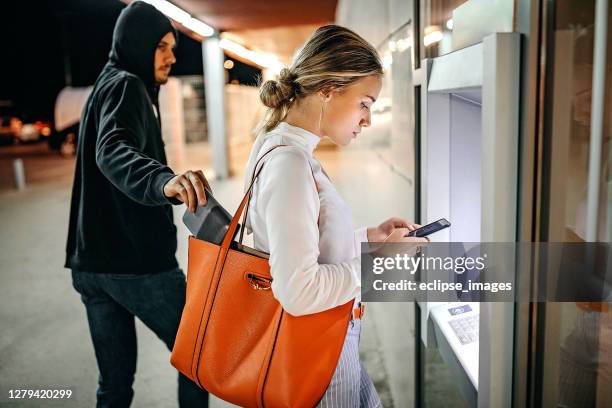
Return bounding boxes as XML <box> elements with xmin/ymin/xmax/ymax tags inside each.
<box><xmin>108</xmin><ymin>1</ymin><xmax>177</xmax><ymax>89</ymax></box>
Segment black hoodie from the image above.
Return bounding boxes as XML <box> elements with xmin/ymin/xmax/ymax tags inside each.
<box><xmin>65</xmin><ymin>2</ymin><xmax>181</xmax><ymax>274</ymax></box>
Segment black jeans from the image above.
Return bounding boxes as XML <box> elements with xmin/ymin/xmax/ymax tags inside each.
<box><xmin>72</xmin><ymin>268</ymin><xmax>209</xmax><ymax>408</ymax></box>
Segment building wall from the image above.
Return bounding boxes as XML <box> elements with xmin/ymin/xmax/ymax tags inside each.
<box><xmin>225</xmin><ymin>84</ymin><xmax>263</xmax><ymax>146</ymax></box>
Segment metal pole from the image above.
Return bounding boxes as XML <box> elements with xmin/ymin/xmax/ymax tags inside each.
<box><xmin>585</xmin><ymin>0</ymin><xmax>609</xmax><ymax>241</ymax></box>
<box><xmin>13</xmin><ymin>158</ymin><xmax>25</xmax><ymax>191</ymax></box>
<box><xmin>202</xmin><ymin>35</ymin><xmax>229</xmax><ymax>179</ymax></box>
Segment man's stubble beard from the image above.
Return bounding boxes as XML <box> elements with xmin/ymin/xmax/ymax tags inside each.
<box><xmin>155</xmin><ymin>76</ymin><xmax>169</xmax><ymax>85</ymax></box>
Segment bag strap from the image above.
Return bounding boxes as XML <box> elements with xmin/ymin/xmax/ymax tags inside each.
<box><xmin>221</xmin><ymin>145</ymin><xmax>286</xmax><ymax>251</ymax></box>
<box><xmin>238</xmin><ymin>145</ymin><xmax>287</xmax><ymax>243</ymax></box>
<box><xmin>223</xmin><ymin>143</ymin><xmax>319</xmax><ymax>254</ymax></box>
<box><xmin>237</xmin><ymin>144</ymin><xmax>319</xmax><ymax>244</ymax></box>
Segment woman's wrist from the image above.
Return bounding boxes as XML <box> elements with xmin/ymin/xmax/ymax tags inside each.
<box><xmin>367</xmin><ymin>227</ymin><xmax>386</xmax><ymax>242</ymax></box>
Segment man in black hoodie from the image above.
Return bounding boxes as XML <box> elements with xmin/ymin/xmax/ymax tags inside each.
<box><xmin>66</xmin><ymin>2</ymin><xmax>209</xmax><ymax>406</ymax></box>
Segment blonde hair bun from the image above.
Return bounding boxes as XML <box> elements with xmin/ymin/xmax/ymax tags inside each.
<box><xmin>259</xmin><ymin>78</ymin><xmax>293</xmax><ymax>109</ymax></box>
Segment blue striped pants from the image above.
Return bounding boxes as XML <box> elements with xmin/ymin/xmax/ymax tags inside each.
<box><xmin>317</xmin><ymin>319</ymin><xmax>382</xmax><ymax>407</ymax></box>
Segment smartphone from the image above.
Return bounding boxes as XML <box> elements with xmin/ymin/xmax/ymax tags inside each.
<box><xmin>406</xmin><ymin>218</ymin><xmax>451</xmax><ymax>237</ymax></box>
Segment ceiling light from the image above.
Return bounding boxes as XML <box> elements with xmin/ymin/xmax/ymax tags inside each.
<box><xmin>139</xmin><ymin>0</ymin><xmax>214</xmax><ymax>37</ymax></box>
<box><xmin>219</xmin><ymin>38</ymin><xmax>283</xmax><ymax>73</ymax></box>
<box><xmin>141</xmin><ymin>0</ymin><xmax>189</xmax><ymax>23</ymax></box>
<box><xmin>382</xmin><ymin>53</ymin><xmax>393</xmax><ymax>70</ymax></box>
<box><xmin>182</xmin><ymin>17</ymin><xmax>214</xmax><ymax>37</ymax></box>
<box><xmin>396</xmin><ymin>37</ymin><xmax>412</xmax><ymax>52</ymax></box>
<box><xmin>424</xmin><ymin>25</ymin><xmax>443</xmax><ymax>47</ymax></box>
<box><xmin>446</xmin><ymin>19</ymin><xmax>454</xmax><ymax>30</ymax></box>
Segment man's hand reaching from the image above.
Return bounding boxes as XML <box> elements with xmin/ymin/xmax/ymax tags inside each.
<box><xmin>163</xmin><ymin>170</ymin><xmax>211</xmax><ymax>212</ymax></box>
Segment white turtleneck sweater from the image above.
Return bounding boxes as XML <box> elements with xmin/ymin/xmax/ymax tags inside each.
<box><xmin>244</xmin><ymin>122</ymin><xmax>367</xmax><ymax>316</ymax></box>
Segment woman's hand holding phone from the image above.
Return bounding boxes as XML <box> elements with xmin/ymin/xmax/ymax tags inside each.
<box><xmin>367</xmin><ymin>217</ymin><xmax>428</xmax><ymax>243</ymax></box>
<box><xmin>367</xmin><ymin>219</ymin><xmax>429</xmax><ymax>265</ymax></box>
<box><xmin>383</xmin><ymin>228</ymin><xmax>429</xmax><ymax>244</ymax></box>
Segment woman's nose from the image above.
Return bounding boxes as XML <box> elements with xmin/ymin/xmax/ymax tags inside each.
<box><xmin>360</xmin><ymin>111</ymin><xmax>371</xmax><ymax>128</ymax></box>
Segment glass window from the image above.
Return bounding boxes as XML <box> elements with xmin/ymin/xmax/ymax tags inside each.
<box><xmin>356</xmin><ymin>21</ymin><xmax>417</xmax><ymax>222</ymax></box>
<box><xmin>419</xmin><ymin>324</ymin><xmax>471</xmax><ymax>407</ymax></box>
<box><xmin>540</xmin><ymin>1</ymin><xmax>612</xmax><ymax>407</ymax></box>
<box><xmin>419</xmin><ymin>0</ymin><xmax>467</xmax><ymax>59</ymax></box>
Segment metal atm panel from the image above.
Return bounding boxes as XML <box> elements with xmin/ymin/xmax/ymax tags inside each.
<box><xmin>413</xmin><ymin>32</ymin><xmax>520</xmax><ymax>408</ymax></box>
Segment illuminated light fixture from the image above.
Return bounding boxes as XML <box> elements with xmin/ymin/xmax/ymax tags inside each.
<box><xmin>446</xmin><ymin>18</ymin><xmax>454</xmax><ymax>30</ymax></box>
<box><xmin>140</xmin><ymin>0</ymin><xmax>214</xmax><ymax>37</ymax></box>
<box><xmin>396</xmin><ymin>37</ymin><xmax>412</xmax><ymax>52</ymax></box>
<box><xmin>142</xmin><ymin>0</ymin><xmax>189</xmax><ymax>22</ymax></box>
<box><xmin>182</xmin><ymin>17</ymin><xmax>215</xmax><ymax>37</ymax></box>
<box><xmin>223</xmin><ymin>60</ymin><xmax>234</xmax><ymax>69</ymax></box>
<box><xmin>382</xmin><ymin>52</ymin><xmax>393</xmax><ymax>70</ymax></box>
<box><xmin>388</xmin><ymin>40</ymin><xmax>397</xmax><ymax>52</ymax></box>
<box><xmin>423</xmin><ymin>25</ymin><xmax>443</xmax><ymax>47</ymax></box>
<box><xmin>139</xmin><ymin>1</ymin><xmax>282</xmax><ymax>72</ymax></box>
<box><xmin>219</xmin><ymin>38</ymin><xmax>284</xmax><ymax>73</ymax></box>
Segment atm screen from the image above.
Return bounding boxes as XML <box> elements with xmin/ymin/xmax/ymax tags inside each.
<box><xmin>448</xmin><ymin>304</ymin><xmax>473</xmax><ymax>316</ymax></box>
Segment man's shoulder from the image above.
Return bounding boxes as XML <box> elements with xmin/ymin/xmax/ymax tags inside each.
<box><xmin>96</xmin><ymin>69</ymin><xmax>148</xmax><ymax>100</ymax></box>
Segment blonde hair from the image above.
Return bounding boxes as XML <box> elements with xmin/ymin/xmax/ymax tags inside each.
<box><xmin>257</xmin><ymin>25</ymin><xmax>383</xmax><ymax>133</ymax></box>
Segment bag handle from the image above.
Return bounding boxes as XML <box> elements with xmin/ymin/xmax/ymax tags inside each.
<box><xmin>237</xmin><ymin>144</ymin><xmax>320</xmax><ymax>245</ymax></box>
<box><xmin>237</xmin><ymin>145</ymin><xmax>286</xmax><ymax>244</ymax></box>
<box><xmin>220</xmin><ymin>145</ymin><xmax>286</xmax><ymax>252</ymax></box>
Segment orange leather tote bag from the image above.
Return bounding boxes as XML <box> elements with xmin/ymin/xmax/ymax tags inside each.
<box><xmin>171</xmin><ymin>145</ymin><xmax>354</xmax><ymax>408</ymax></box>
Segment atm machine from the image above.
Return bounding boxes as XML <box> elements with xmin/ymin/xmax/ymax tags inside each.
<box><xmin>412</xmin><ymin>33</ymin><xmax>520</xmax><ymax>408</ymax></box>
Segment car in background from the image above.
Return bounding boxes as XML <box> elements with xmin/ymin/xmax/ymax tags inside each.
<box><xmin>52</xmin><ymin>86</ymin><xmax>92</xmax><ymax>154</ymax></box>
<box><xmin>16</xmin><ymin>121</ymin><xmax>53</xmax><ymax>143</ymax></box>
<box><xmin>0</xmin><ymin>114</ymin><xmax>55</xmax><ymax>145</ymax></box>
<box><xmin>0</xmin><ymin>116</ymin><xmax>22</xmax><ymax>145</ymax></box>
<box><xmin>19</xmin><ymin>123</ymin><xmax>39</xmax><ymax>142</ymax></box>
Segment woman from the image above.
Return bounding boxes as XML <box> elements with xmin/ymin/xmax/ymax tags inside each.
<box><xmin>244</xmin><ymin>25</ymin><xmax>427</xmax><ymax>407</ymax></box>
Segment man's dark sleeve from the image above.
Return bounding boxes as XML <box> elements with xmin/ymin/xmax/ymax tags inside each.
<box><xmin>95</xmin><ymin>76</ymin><xmax>177</xmax><ymax>206</ymax></box>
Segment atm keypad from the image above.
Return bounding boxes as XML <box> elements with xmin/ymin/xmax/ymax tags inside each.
<box><xmin>448</xmin><ymin>315</ymin><xmax>479</xmax><ymax>345</ymax></box>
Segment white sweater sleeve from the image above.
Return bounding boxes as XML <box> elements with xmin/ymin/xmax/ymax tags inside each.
<box><xmin>258</xmin><ymin>150</ymin><xmax>360</xmax><ymax>316</ymax></box>
<box><xmin>354</xmin><ymin>227</ymin><xmax>369</xmax><ymax>256</ymax></box>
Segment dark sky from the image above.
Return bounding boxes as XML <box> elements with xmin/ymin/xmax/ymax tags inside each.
<box><xmin>1</xmin><ymin>0</ymin><xmax>259</xmax><ymax>122</ymax></box>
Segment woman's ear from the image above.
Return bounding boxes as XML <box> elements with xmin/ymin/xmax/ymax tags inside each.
<box><xmin>318</xmin><ymin>87</ymin><xmax>333</xmax><ymax>102</ymax></box>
